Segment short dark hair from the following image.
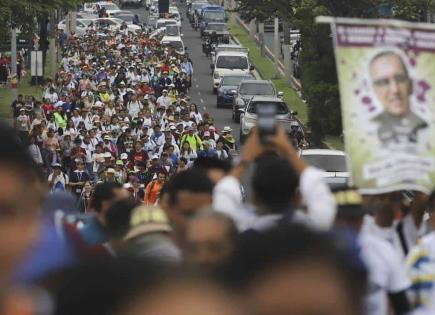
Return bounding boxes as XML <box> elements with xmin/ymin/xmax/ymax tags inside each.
<box><xmin>252</xmin><ymin>155</ymin><xmax>299</xmax><ymax>213</ymax></box>
<box><xmin>223</xmin><ymin>224</ymin><xmax>367</xmax><ymax>311</ymax></box>
<box><xmin>105</xmin><ymin>199</ymin><xmax>139</xmax><ymax>239</ymax></box>
<box><xmin>168</xmin><ymin>169</ymin><xmax>214</xmax><ymax>206</ymax></box>
<box><xmin>92</xmin><ymin>182</ymin><xmax>123</xmax><ymax>213</ymax></box>
<box><xmin>193</xmin><ymin>157</ymin><xmax>232</xmax><ymax>174</ymax></box>
<box><xmin>0</xmin><ymin>123</ymin><xmax>39</xmax><ymax>180</ymax></box>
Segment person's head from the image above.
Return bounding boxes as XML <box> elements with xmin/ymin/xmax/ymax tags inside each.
<box><xmin>166</xmin><ymin>169</ymin><xmax>214</xmax><ymax>239</ymax></box>
<box><xmin>105</xmin><ymin>199</ymin><xmax>138</xmax><ymax>250</ymax></box>
<box><xmin>333</xmin><ymin>188</ymin><xmax>366</xmax><ymax>232</ymax></box>
<box><xmin>252</xmin><ymin>155</ymin><xmax>299</xmax><ymax>214</ymax></box>
<box><xmin>370</xmin><ymin>51</ymin><xmax>412</xmax><ymax>117</ymax></box>
<box><xmin>76</xmin><ymin>160</ymin><xmax>85</xmax><ymax>170</ymax></box>
<box><xmin>84</xmin><ymin>181</ymin><xmax>93</xmax><ymax>193</ymax></box>
<box><xmin>225</xmin><ymin>224</ymin><xmax>367</xmax><ymax>315</ymax></box>
<box><xmin>157</xmin><ymin>171</ymin><xmax>167</xmax><ymax>184</ymax></box>
<box><xmin>134</xmin><ymin>140</ymin><xmax>142</xmax><ymax>151</ymax></box>
<box><xmin>186</xmin><ymin>210</ymin><xmax>237</xmax><ymax>271</ymax></box>
<box><xmin>193</xmin><ymin>157</ymin><xmax>231</xmax><ymax>184</ymax></box>
<box><xmin>0</xmin><ymin>124</ymin><xmax>45</xmax><ymax>285</ymax></box>
<box><xmin>182</xmin><ymin>141</ymin><xmax>191</xmax><ymax>152</ymax></box>
<box><xmin>91</xmin><ymin>182</ymin><xmax>129</xmax><ymax>225</ymax></box>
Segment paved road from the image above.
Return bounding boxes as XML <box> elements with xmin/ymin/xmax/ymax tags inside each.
<box><xmin>130</xmin><ymin>5</ymin><xmax>242</xmax><ymax>144</ymax></box>
<box><xmin>129</xmin><ymin>5</ymin><xmax>255</xmax><ymax>197</ymax></box>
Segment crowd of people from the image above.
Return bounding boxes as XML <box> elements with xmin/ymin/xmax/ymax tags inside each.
<box><xmin>1</xmin><ymin>4</ymin><xmax>435</xmax><ymax>315</ymax></box>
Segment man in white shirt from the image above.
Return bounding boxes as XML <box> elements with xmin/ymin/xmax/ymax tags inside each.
<box><xmin>361</xmin><ymin>193</ymin><xmax>429</xmax><ymax>260</ymax></box>
<box><xmin>333</xmin><ymin>189</ymin><xmax>411</xmax><ymax>315</ymax></box>
<box><xmin>213</xmin><ymin>127</ymin><xmax>336</xmax><ymax>232</ymax></box>
<box><xmin>156</xmin><ymin>89</ymin><xmax>172</xmax><ymax>109</ymax></box>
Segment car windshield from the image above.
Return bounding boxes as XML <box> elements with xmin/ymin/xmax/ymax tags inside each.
<box><xmin>216</xmin><ymin>56</ymin><xmax>248</xmax><ymax>70</ymax></box>
<box><xmin>240</xmin><ymin>83</ymin><xmax>274</xmax><ymax>95</ymax></box>
<box><xmin>206</xmin><ymin>24</ymin><xmax>227</xmax><ymax>32</ymax></box>
<box><xmin>222</xmin><ymin>76</ymin><xmax>251</xmax><ymax>86</ymax></box>
<box><xmin>193</xmin><ymin>3</ymin><xmax>206</xmax><ymax>10</ymax></box>
<box><xmin>102</xmin><ymin>4</ymin><xmax>119</xmax><ymax>11</ymax></box>
<box><xmin>203</xmin><ymin>11</ymin><xmax>225</xmax><ymax>22</ymax></box>
<box><xmin>302</xmin><ymin>154</ymin><xmax>348</xmax><ymax>172</ymax></box>
<box><xmin>117</xmin><ymin>15</ymin><xmax>134</xmax><ymax>23</ymax></box>
<box><xmin>164</xmin><ymin>41</ymin><xmax>183</xmax><ymax>51</ymax></box>
<box><xmin>165</xmin><ymin>26</ymin><xmax>179</xmax><ymax>36</ymax></box>
<box><xmin>247</xmin><ymin>101</ymin><xmax>289</xmax><ymax>115</ymax></box>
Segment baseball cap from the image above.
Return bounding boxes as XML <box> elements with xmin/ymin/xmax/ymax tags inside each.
<box><xmin>103</xmin><ymin>152</ymin><xmax>112</xmax><ymax>158</ymax></box>
<box><xmin>116</xmin><ymin>160</ymin><xmax>124</xmax><ymax>166</ymax></box>
<box><xmin>106</xmin><ymin>168</ymin><xmax>116</xmax><ymax>174</ymax></box>
<box><xmin>120</xmin><ymin>153</ymin><xmax>129</xmax><ymax>160</ymax></box>
<box><xmin>203</xmin><ymin>131</ymin><xmax>210</xmax><ymax>137</ymax></box>
<box><xmin>104</xmin><ymin>135</ymin><xmax>111</xmax><ymax>140</ymax></box>
<box><xmin>151</xmin><ymin>154</ymin><xmax>159</xmax><ymax>160</ymax></box>
<box><xmin>124</xmin><ymin>206</ymin><xmax>171</xmax><ymax>240</ymax></box>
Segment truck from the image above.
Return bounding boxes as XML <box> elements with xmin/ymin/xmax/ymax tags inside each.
<box><xmin>210</xmin><ymin>45</ymin><xmax>254</xmax><ymax>94</ymax></box>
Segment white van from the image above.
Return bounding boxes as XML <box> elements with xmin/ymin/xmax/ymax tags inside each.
<box><xmin>210</xmin><ymin>45</ymin><xmax>254</xmax><ymax>93</ymax></box>
<box><xmin>161</xmin><ymin>35</ymin><xmax>186</xmax><ymax>55</ymax></box>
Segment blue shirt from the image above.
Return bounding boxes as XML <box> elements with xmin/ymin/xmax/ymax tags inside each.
<box><xmin>79</xmin><ymin>215</ymin><xmax>108</xmax><ymax>246</ymax></box>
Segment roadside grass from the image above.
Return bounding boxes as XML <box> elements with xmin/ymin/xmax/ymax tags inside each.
<box><xmin>228</xmin><ymin>17</ymin><xmax>346</xmax><ymax>149</ymax></box>
<box><xmin>324</xmin><ymin>135</ymin><xmax>344</xmax><ymax>151</ymax></box>
<box><xmin>228</xmin><ymin>17</ymin><xmax>308</xmax><ymax>123</ymax></box>
<box><xmin>0</xmin><ymin>76</ymin><xmax>43</xmax><ymax>118</ymax></box>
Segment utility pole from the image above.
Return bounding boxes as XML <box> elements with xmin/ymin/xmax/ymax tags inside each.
<box><xmin>282</xmin><ymin>20</ymin><xmax>292</xmax><ymax>84</ymax></box>
<box><xmin>49</xmin><ymin>10</ymin><xmax>57</xmax><ymax>80</ymax></box>
<box><xmin>259</xmin><ymin>21</ymin><xmax>265</xmax><ymax>57</ymax></box>
<box><xmin>10</xmin><ymin>27</ymin><xmax>18</xmax><ymax>101</ymax></box>
<box><xmin>273</xmin><ymin>16</ymin><xmax>280</xmax><ymax>79</ymax></box>
<box><xmin>249</xmin><ymin>18</ymin><xmax>256</xmax><ymax>40</ymax></box>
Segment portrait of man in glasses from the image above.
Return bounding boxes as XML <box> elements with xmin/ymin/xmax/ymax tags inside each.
<box><xmin>370</xmin><ymin>51</ymin><xmax>428</xmax><ymax>150</ymax></box>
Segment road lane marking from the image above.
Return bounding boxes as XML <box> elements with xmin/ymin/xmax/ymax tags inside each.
<box><xmin>200</xmin><ymin>99</ymin><xmax>204</xmax><ymax>103</ymax></box>
<box><xmin>198</xmin><ymin>92</ymin><xmax>201</xmax><ymax>96</ymax></box>
<box><xmin>195</xmin><ymin>84</ymin><xmax>199</xmax><ymax>88</ymax></box>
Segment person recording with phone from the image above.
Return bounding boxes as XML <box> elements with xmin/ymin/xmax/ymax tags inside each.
<box><xmin>213</xmin><ymin>125</ymin><xmax>336</xmax><ymax>232</ymax></box>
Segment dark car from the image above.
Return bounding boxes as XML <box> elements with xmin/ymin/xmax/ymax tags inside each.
<box><xmin>202</xmin><ymin>22</ymin><xmax>229</xmax><ymax>44</ymax></box>
<box><xmin>216</xmin><ymin>74</ymin><xmax>255</xmax><ymax>108</ymax></box>
<box><xmin>187</xmin><ymin>2</ymin><xmax>208</xmax><ymax>24</ymax></box>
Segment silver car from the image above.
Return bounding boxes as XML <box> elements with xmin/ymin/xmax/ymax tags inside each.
<box><xmin>232</xmin><ymin>80</ymin><xmax>283</xmax><ymax>122</ymax></box>
<box><xmin>239</xmin><ymin>96</ymin><xmax>300</xmax><ymax>142</ymax></box>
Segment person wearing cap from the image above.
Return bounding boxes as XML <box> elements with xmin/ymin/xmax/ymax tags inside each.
<box><xmin>159</xmin><ymin>71</ymin><xmax>172</xmax><ymax>90</ymax></box>
<box><xmin>124</xmin><ymin>206</ymin><xmax>181</xmax><ymax>262</ymax></box>
<box><xmin>333</xmin><ymin>188</ymin><xmax>412</xmax><ymax>315</ymax></box>
<box><xmin>127</xmin><ymin>93</ymin><xmax>143</xmax><ymax>119</ymax></box>
<box><xmin>103</xmin><ymin>134</ymin><xmax>118</xmax><ymax>157</ymax></box>
<box><xmin>103</xmin><ymin>168</ymin><xmax>117</xmax><ymax>183</ymax></box>
<box><xmin>48</xmin><ymin>163</ymin><xmax>69</xmax><ymax>192</ymax></box>
<box><xmin>70</xmin><ymin>159</ymin><xmax>91</xmax><ymax>197</ymax></box>
<box><xmin>181</xmin><ymin>126</ymin><xmax>203</xmax><ymax>152</ymax></box>
<box><xmin>114</xmin><ymin>160</ymin><xmax>127</xmax><ymax>184</ymax></box>
<box><xmin>221</xmin><ymin>126</ymin><xmax>236</xmax><ymax>152</ymax></box>
<box><xmin>156</xmin><ymin>89</ymin><xmax>171</xmax><ymax>109</ymax></box>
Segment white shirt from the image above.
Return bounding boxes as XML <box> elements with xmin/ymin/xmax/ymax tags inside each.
<box><xmin>48</xmin><ymin>172</ymin><xmax>69</xmax><ymax>192</ymax></box>
<box><xmin>127</xmin><ymin>101</ymin><xmax>142</xmax><ymax>118</ymax></box>
<box><xmin>156</xmin><ymin>95</ymin><xmax>172</xmax><ymax>108</ymax></box>
<box><xmin>359</xmin><ymin>232</ymin><xmax>410</xmax><ymax>315</ymax></box>
<box><xmin>362</xmin><ymin>214</ymin><xmax>424</xmax><ymax>260</ymax></box>
<box><xmin>213</xmin><ymin>166</ymin><xmax>337</xmax><ymax>231</ymax></box>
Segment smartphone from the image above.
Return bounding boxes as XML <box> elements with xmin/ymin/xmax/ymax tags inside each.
<box><xmin>257</xmin><ymin>103</ymin><xmax>277</xmax><ymax>144</ymax></box>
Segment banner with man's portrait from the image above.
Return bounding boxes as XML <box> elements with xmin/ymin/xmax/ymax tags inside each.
<box><xmin>330</xmin><ymin>18</ymin><xmax>435</xmax><ymax>194</ymax></box>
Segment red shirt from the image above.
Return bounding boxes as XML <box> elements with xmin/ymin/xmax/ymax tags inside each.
<box><xmin>42</xmin><ymin>103</ymin><xmax>55</xmax><ymax>116</ymax></box>
<box><xmin>130</xmin><ymin>150</ymin><xmax>149</xmax><ymax>164</ymax></box>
